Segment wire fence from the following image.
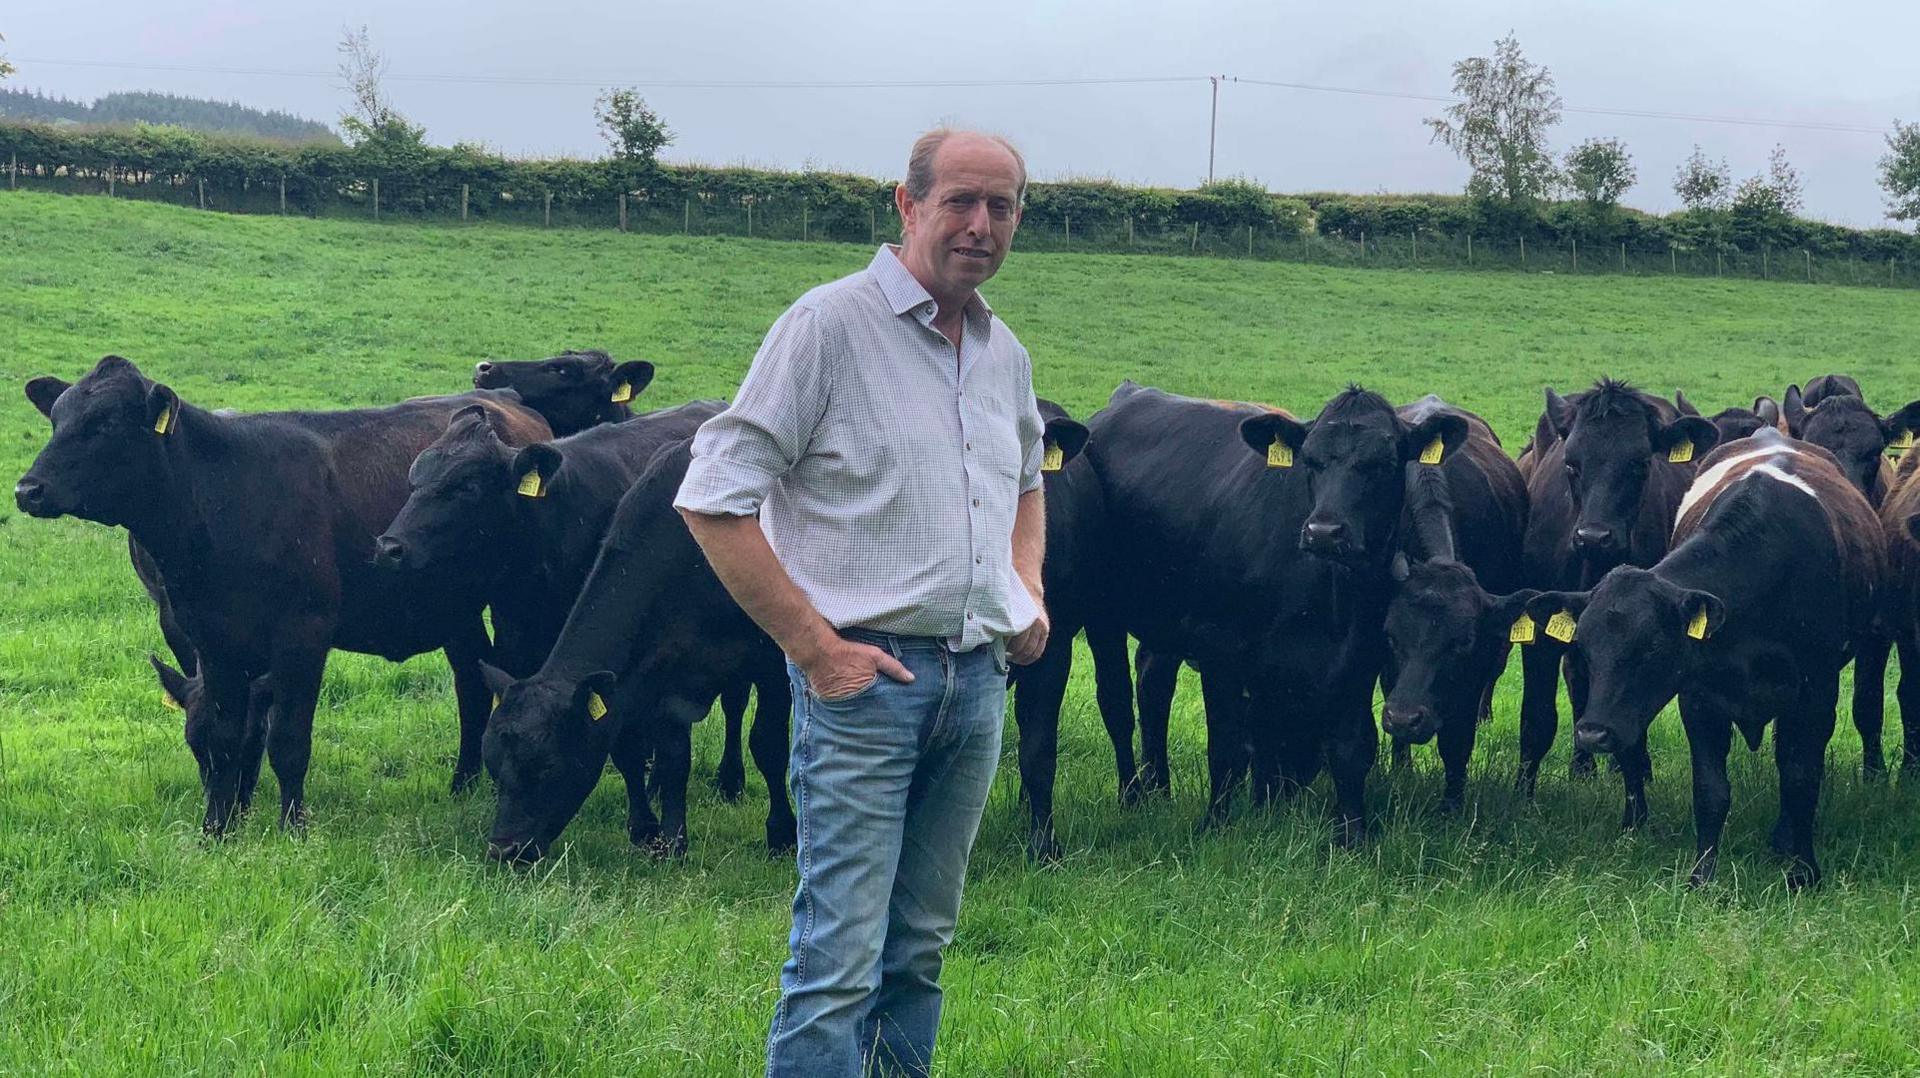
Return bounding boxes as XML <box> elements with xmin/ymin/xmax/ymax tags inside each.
<box><xmin>8</xmin><ymin>166</ymin><xmax>1915</xmax><ymax>291</ymax></box>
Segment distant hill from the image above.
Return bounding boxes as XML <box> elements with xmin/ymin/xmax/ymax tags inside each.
<box><xmin>0</xmin><ymin>87</ymin><xmax>338</xmax><ymax>143</ymax></box>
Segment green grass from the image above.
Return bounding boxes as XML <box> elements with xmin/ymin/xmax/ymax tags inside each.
<box><xmin>4</xmin><ymin>192</ymin><xmax>1920</xmax><ymax>1075</ymax></box>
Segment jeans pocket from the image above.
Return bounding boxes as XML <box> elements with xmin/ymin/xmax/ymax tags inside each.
<box><xmin>809</xmin><ymin>671</ymin><xmax>881</xmax><ymax>708</ymax></box>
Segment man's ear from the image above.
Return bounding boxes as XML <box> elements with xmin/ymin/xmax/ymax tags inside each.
<box><xmin>1655</xmin><ymin>415</ymin><xmax>1718</xmax><ymax>465</ymax></box>
<box><xmin>1240</xmin><ymin>412</ymin><xmax>1309</xmax><ymax>466</ymax></box>
<box><xmin>1403</xmin><ymin>412</ymin><xmax>1469</xmax><ymax>466</ymax></box>
<box><xmin>146</xmin><ymin>383</ymin><xmax>181</xmax><ymax>435</ymax></box>
<box><xmin>25</xmin><ymin>376</ymin><xmax>71</xmax><ymax>419</ymax></box>
<box><xmin>606</xmin><ymin>360</ymin><xmax>655</xmax><ymax>405</ymax></box>
<box><xmin>1042</xmin><ymin>417</ymin><xmax>1090</xmax><ymax>470</ymax></box>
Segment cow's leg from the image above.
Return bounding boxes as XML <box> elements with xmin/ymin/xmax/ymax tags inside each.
<box><xmin>192</xmin><ymin>660</ymin><xmax>257</xmax><ymax>837</ymax></box>
<box><xmin>442</xmin><ymin>618</ymin><xmax>495</xmax><ymax>794</ymax></box>
<box><xmin>1013</xmin><ymin>637</ymin><xmax>1071</xmax><ymax>863</ymax></box>
<box><xmin>714</xmin><ymin>679</ymin><xmax>749</xmax><ymax>802</ymax></box>
<box><xmin>1774</xmin><ymin>679</ymin><xmax>1838</xmax><ymax>890</ymax></box>
<box><xmin>1852</xmin><ymin>634</ymin><xmax>1891</xmax><ymax>779</ymax></box>
<box><xmin>1325</xmin><ymin>692</ymin><xmax>1377</xmax><ymax>848</ymax></box>
<box><xmin>1435</xmin><ymin>705</ymin><xmax>1475</xmax><ymax>813</ymax></box>
<box><xmin>1134</xmin><ymin>645</ymin><xmax>1181</xmax><ymax>800</ymax></box>
<box><xmin>1680</xmin><ymin>696</ymin><xmax>1734</xmax><ymax>887</ymax></box>
<box><xmin>1198</xmin><ymin>671</ymin><xmax>1249</xmax><ymax>830</ymax></box>
<box><xmin>649</xmin><ymin>721</ymin><xmax>693</xmax><ymax>858</ymax></box>
<box><xmin>264</xmin><ymin>647</ymin><xmax>328</xmax><ymax>831</ymax></box>
<box><xmin>1616</xmin><ymin>738</ymin><xmax>1651</xmax><ymax>831</ymax></box>
<box><xmin>607</xmin><ymin>722</ymin><xmax>659</xmax><ymax>848</ymax></box>
<box><xmin>1516</xmin><ymin>642</ymin><xmax>1561</xmax><ymax>796</ymax></box>
<box><xmin>1085</xmin><ymin>623</ymin><xmax>1142</xmax><ymax>800</ymax></box>
<box><xmin>1897</xmin><ymin>637</ymin><xmax>1920</xmax><ymax>777</ymax></box>
<box><xmin>751</xmin><ymin>673</ymin><xmax>797</xmax><ymax>854</ymax></box>
<box><xmin>1564</xmin><ymin>652</ymin><xmax>1597</xmax><ymax>779</ymax></box>
<box><xmin>236</xmin><ymin>675</ymin><xmax>275</xmax><ymax>811</ymax></box>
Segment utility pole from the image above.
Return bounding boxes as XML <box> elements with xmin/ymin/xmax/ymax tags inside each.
<box><xmin>1208</xmin><ymin>75</ymin><xmax>1221</xmax><ymax>184</ymax></box>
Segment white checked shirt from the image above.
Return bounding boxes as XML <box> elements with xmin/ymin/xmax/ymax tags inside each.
<box><xmin>674</xmin><ymin>245</ymin><xmax>1046</xmax><ymax>651</ymax></box>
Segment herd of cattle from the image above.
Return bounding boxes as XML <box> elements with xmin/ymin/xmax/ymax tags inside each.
<box><xmin>14</xmin><ymin>353</ymin><xmax>1920</xmax><ymax>890</ymax></box>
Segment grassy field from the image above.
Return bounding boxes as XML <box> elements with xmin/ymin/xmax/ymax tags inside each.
<box><xmin>3</xmin><ymin>192</ymin><xmax>1920</xmax><ymax>1075</ymax></box>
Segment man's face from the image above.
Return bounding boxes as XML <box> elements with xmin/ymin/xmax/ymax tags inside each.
<box><xmin>896</xmin><ymin>135</ymin><xmax>1022</xmax><ymax>299</ymax></box>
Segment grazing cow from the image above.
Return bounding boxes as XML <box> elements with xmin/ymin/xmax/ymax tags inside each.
<box><xmin>1378</xmin><ymin>395</ymin><xmax>1531</xmax><ymax>809</ymax></box>
<box><xmin>1781</xmin><ymin>382</ymin><xmax>1920</xmax><ymax>508</ymax></box>
<box><xmin>1526</xmin><ymin>429</ymin><xmax>1884</xmax><ymax>888</ymax></box>
<box><xmin>1085</xmin><ymin>382</ymin><xmax>1469</xmax><ymax>840</ymax></box>
<box><xmin>1676</xmin><ymin>390</ymin><xmax>1784</xmax><ymax>444</ymax></box>
<box><xmin>1004</xmin><ymin>400</ymin><xmax>1100</xmax><ymax>861</ymax></box>
<box><xmin>472</xmin><ymin>350</ymin><xmax>657</xmax><ymax>436</ymax></box>
<box><xmin>479</xmin><ymin>439</ymin><xmax>795</xmax><ymax>862</ymax></box>
<box><xmin>1516</xmin><ymin>381</ymin><xmax>1718</xmax><ymax>796</ymax></box>
<box><xmin>16</xmin><ymin>356</ymin><xmax>552</xmax><ymax>834</ymax></box>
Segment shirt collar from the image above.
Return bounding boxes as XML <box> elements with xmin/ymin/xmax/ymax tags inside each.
<box><xmin>870</xmin><ymin>245</ymin><xmax>994</xmax><ymax>322</ymax></box>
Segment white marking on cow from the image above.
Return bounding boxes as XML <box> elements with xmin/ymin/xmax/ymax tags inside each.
<box><xmin>1750</xmin><ymin>462</ymin><xmax>1818</xmax><ymax>502</ymax></box>
<box><xmin>1677</xmin><ymin>443</ymin><xmax>1797</xmax><ymax>521</ymax></box>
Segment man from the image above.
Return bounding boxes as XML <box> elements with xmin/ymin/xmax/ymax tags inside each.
<box><xmin>674</xmin><ymin>128</ymin><xmax>1047</xmax><ymax>1078</ymax></box>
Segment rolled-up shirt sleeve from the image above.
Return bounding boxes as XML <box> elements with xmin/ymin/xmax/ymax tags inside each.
<box><xmin>1013</xmin><ymin>345</ymin><xmax>1046</xmax><ymax>494</ymax></box>
<box><xmin>675</xmin><ymin>304</ymin><xmax>831</xmax><ymax>517</ymax></box>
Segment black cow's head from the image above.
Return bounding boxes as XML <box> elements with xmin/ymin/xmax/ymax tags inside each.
<box><xmin>376</xmin><ymin>406</ymin><xmax>525</xmax><ymax>577</ymax></box>
<box><xmin>1547</xmin><ymin>381</ymin><xmax>1717</xmax><ymax>563</ymax></box>
<box><xmin>1239</xmin><ymin>388</ymin><xmax>1468</xmax><ymax>565</ymax></box>
<box><xmin>1382</xmin><ymin>557</ymin><xmax>1536</xmax><ymax>743</ymax></box>
<box><xmin>472</xmin><ymin>351</ymin><xmax>654</xmax><ymax>436</ymax></box>
<box><xmin>1800</xmin><ymin>373</ymin><xmax>1862</xmax><ymax>409</ymax></box>
<box><xmin>479</xmin><ymin>663</ymin><xmax>619</xmax><ymax>863</ymax></box>
<box><xmin>16</xmin><ymin>356</ymin><xmax>185</xmax><ymax>527</ymax></box>
<box><xmin>1526</xmin><ymin>569</ymin><xmax>1725</xmax><ymax>755</ymax></box>
<box><xmin>1036</xmin><ymin>398</ymin><xmax>1090</xmax><ymax>478</ymax></box>
<box><xmin>1783</xmin><ymin>385</ymin><xmax>1920</xmax><ymax>503</ymax></box>
<box><xmin>147</xmin><ymin>653</ymin><xmax>274</xmax><ymax>798</ymax></box>
<box><xmin>1679</xmin><ymin>390</ymin><xmax>1782</xmax><ymax>444</ymax></box>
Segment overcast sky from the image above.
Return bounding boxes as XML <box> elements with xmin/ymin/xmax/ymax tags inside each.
<box><xmin>7</xmin><ymin>1</ymin><xmax>1916</xmax><ymax>227</ymax></box>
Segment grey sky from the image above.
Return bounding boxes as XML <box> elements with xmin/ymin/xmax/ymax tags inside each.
<box><xmin>7</xmin><ymin>1</ymin><xmax>1916</xmax><ymax>227</ymax></box>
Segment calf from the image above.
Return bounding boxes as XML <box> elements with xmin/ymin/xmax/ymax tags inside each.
<box><xmin>1085</xmin><ymin>382</ymin><xmax>1468</xmax><ymax>840</ymax></box>
<box><xmin>479</xmin><ymin>439</ymin><xmax>794</xmax><ymax>862</ymax></box>
<box><xmin>1527</xmin><ymin>429</ymin><xmax>1883</xmax><ymax>888</ymax></box>
<box><xmin>472</xmin><ymin>349</ymin><xmax>656</xmax><ymax>436</ymax></box>
<box><xmin>16</xmin><ymin>356</ymin><xmax>552</xmax><ymax>833</ymax></box>
<box><xmin>1517</xmin><ymin>381</ymin><xmax>1718</xmax><ymax>795</ymax></box>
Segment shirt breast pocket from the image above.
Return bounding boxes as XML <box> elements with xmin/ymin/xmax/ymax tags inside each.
<box><xmin>969</xmin><ymin>394</ymin><xmax>1025</xmax><ymax>485</ymax></box>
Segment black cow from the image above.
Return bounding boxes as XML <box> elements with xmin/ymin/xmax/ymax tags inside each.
<box><xmin>1676</xmin><ymin>390</ymin><xmax>1783</xmax><ymax>444</ymax></box>
<box><xmin>1517</xmin><ymin>381</ymin><xmax>1718</xmax><ymax>796</ymax></box>
<box><xmin>1527</xmin><ymin>429</ymin><xmax>1884</xmax><ymax>888</ymax></box>
<box><xmin>16</xmin><ymin>356</ymin><xmax>553</xmax><ymax>833</ymax></box>
<box><xmin>1085</xmin><ymin>382</ymin><xmax>1468</xmax><ymax>840</ymax></box>
<box><xmin>472</xmin><ymin>350</ymin><xmax>656</xmax><ymax>436</ymax></box>
<box><xmin>1378</xmin><ymin>396</ymin><xmax>1531</xmax><ymax>809</ymax></box>
<box><xmin>1801</xmin><ymin>373</ymin><xmax>1862</xmax><ymax>409</ymax></box>
<box><xmin>1782</xmin><ymin>381</ymin><xmax>1920</xmax><ymax>509</ymax></box>
<box><xmin>479</xmin><ymin>439</ymin><xmax>794</xmax><ymax>862</ymax></box>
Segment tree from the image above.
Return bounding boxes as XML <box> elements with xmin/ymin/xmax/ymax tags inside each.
<box><xmin>336</xmin><ymin>25</ymin><xmax>423</xmax><ymax>149</ymax></box>
<box><xmin>1563</xmin><ymin>137</ymin><xmax>1635</xmax><ymax>208</ymax></box>
<box><xmin>1425</xmin><ymin>34</ymin><xmax>1563</xmax><ymax>207</ymax></box>
<box><xmin>593</xmin><ymin>88</ymin><xmax>673</xmax><ymax>166</ymax></box>
<box><xmin>1731</xmin><ymin>145</ymin><xmax>1804</xmax><ymax>217</ymax></box>
<box><xmin>1673</xmin><ymin>145</ymin><xmax>1731</xmax><ymax>212</ymax></box>
<box><xmin>1878</xmin><ymin>119</ymin><xmax>1920</xmax><ymax>228</ymax></box>
<box><xmin>1</xmin><ymin>33</ymin><xmax>15</xmax><ymax>82</ymax></box>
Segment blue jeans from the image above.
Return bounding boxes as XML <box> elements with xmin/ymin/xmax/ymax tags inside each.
<box><xmin>766</xmin><ymin>630</ymin><xmax>1007</xmax><ymax>1078</ymax></box>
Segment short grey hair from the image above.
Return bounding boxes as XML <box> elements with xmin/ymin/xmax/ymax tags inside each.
<box><xmin>903</xmin><ymin>128</ymin><xmax>1027</xmax><ymax>205</ymax></box>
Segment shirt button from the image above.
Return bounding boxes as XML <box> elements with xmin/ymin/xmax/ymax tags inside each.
<box><xmin>965</xmin><ymin>442</ymin><xmax>972</xmax><ymax>451</ymax></box>
<box><xmin>975</xmin><ymin>556</ymin><xmax>983</xmax><ymax>564</ymax></box>
<box><xmin>966</xmin><ymin>611</ymin><xmax>975</xmax><ymax>620</ymax></box>
<box><xmin>972</xmin><ymin>498</ymin><xmax>980</xmax><ymax>508</ymax></box>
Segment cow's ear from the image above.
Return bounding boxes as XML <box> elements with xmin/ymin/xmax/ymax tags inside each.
<box><xmin>606</xmin><ymin>360</ymin><xmax>655</xmax><ymax>405</ymax></box>
<box><xmin>1484</xmin><ymin>589</ymin><xmax>1543</xmax><ymax>645</ymax></box>
<box><xmin>1674</xmin><ymin>389</ymin><xmax>1699</xmax><ymax>417</ymax></box>
<box><xmin>576</xmin><ymin>671</ymin><xmax>618</xmax><ymax>725</ymax></box>
<box><xmin>146</xmin><ymin>383</ymin><xmax>180</xmax><ymax>436</ymax></box>
<box><xmin>511</xmin><ymin>443</ymin><xmax>564</xmax><ymax>498</ymax></box>
<box><xmin>1042</xmin><ymin>416</ymin><xmax>1089</xmax><ymax>470</ymax></box>
<box><xmin>1403</xmin><ymin>412</ymin><xmax>1468</xmax><ymax>466</ymax></box>
<box><xmin>1783</xmin><ymin>384</ymin><xmax>1808</xmax><ymax>437</ymax></box>
<box><xmin>478</xmin><ymin>661</ymin><xmax>517</xmax><ymax>699</ymax></box>
<box><xmin>1879</xmin><ymin>399</ymin><xmax>1920</xmax><ymax>448</ymax></box>
<box><xmin>147</xmin><ymin>652</ymin><xmax>193</xmax><ymax>710</ymax></box>
<box><xmin>25</xmin><ymin>376</ymin><xmax>70</xmax><ymax>419</ymax></box>
<box><xmin>1754</xmin><ymin>396</ymin><xmax>1782</xmax><ymax>431</ymax></box>
<box><xmin>1675</xmin><ymin>588</ymin><xmax>1727</xmax><ymax>641</ymax></box>
<box><xmin>1524</xmin><ymin>591</ymin><xmax>1588</xmax><ymax>642</ymax></box>
<box><xmin>1655</xmin><ymin>416</ymin><xmax>1718</xmax><ymax>465</ymax></box>
<box><xmin>1544</xmin><ymin>388</ymin><xmax>1575</xmax><ymax>440</ymax></box>
<box><xmin>1240</xmin><ymin>412</ymin><xmax>1308</xmax><ymax>466</ymax></box>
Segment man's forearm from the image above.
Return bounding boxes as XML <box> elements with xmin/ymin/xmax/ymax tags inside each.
<box><xmin>1012</xmin><ymin>487</ymin><xmax>1046</xmax><ymax>600</ymax></box>
<box><xmin>680</xmin><ymin>510</ymin><xmax>837</xmax><ymax>666</ymax></box>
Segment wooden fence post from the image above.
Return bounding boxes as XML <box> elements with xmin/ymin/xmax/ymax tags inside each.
<box><xmin>1127</xmin><ymin>216</ymin><xmax>1134</xmax><ymax>245</ymax></box>
<box><xmin>1572</xmin><ymin>237</ymin><xmax>1578</xmax><ymax>272</ymax></box>
<box><xmin>684</xmin><ymin>199</ymin><xmax>690</xmax><ymax>234</ymax></box>
<box><xmin>1620</xmin><ymin>242</ymin><xmax>1626</xmax><ymax>272</ymax></box>
<box><xmin>108</xmin><ymin>163</ymin><xmax>116</xmax><ymax>197</ymax></box>
<box><xmin>7</xmin><ymin>152</ymin><xmax>14</xmax><ymax>191</ymax></box>
<box><xmin>802</xmin><ymin>204</ymin><xmax>809</xmax><ymax>242</ymax></box>
<box><xmin>545</xmin><ymin>191</ymin><xmax>553</xmax><ymax>228</ymax></box>
<box><xmin>372</xmin><ymin>177</ymin><xmax>380</xmax><ymax>219</ymax></box>
<box><xmin>1411</xmin><ymin>230</ymin><xmax>1417</xmax><ymax>262</ymax></box>
<box><xmin>746</xmin><ymin>201</ymin><xmax>753</xmax><ymax>236</ymax></box>
<box><xmin>1716</xmin><ymin>251</ymin><xmax>1723</xmax><ymax>276</ymax></box>
<box><xmin>461</xmin><ymin>183</ymin><xmax>469</xmax><ymax>222</ymax></box>
<box><xmin>279</xmin><ymin>175</ymin><xmax>287</xmax><ymax>214</ymax></box>
<box><xmin>1191</xmin><ymin>222</ymin><xmax>1198</xmax><ymax>252</ymax></box>
<box><xmin>1671</xmin><ymin>246</ymin><xmax>1676</xmax><ymax>274</ymax></box>
<box><xmin>869</xmin><ymin>206</ymin><xmax>876</xmax><ymax>244</ymax></box>
<box><xmin>1519</xmin><ymin>235</ymin><xmax>1525</xmax><ymax>264</ymax></box>
<box><xmin>1064</xmin><ymin>215</ymin><xmax>1071</xmax><ymax>244</ymax></box>
<box><xmin>1467</xmin><ymin>234</ymin><xmax>1472</xmax><ymax>265</ymax></box>
<box><xmin>618</xmin><ymin>192</ymin><xmax>627</xmax><ymax>232</ymax></box>
<box><xmin>1360</xmin><ymin>231</ymin><xmax>1366</xmax><ymax>260</ymax></box>
<box><xmin>1805</xmin><ymin>250</ymin><xmax>1811</xmax><ymax>283</ymax></box>
<box><xmin>1763</xmin><ymin>247</ymin><xmax>1769</xmax><ymax>278</ymax></box>
<box><xmin>197</xmin><ymin>177</ymin><xmax>206</xmax><ymax>210</ymax></box>
<box><xmin>1248</xmin><ymin>225</ymin><xmax>1254</xmax><ymax>257</ymax></box>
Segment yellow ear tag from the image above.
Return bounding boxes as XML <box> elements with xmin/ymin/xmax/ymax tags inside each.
<box><xmin>1667</xmin><ymin>441</ymin><xmax>1694</xmax><ymax>464</ymax></box>
<box><xmin>161</xmin><ymin>691</ymin><xmax>182</xmax><ymax>711</ymax></box>
<box><xmin>585</xmin><ymin>691</ymin><xmax>608</xmax><ymax>721</ymax></box>
<box><xmin>516</xmin><ymin>470</ymin><xmax>545</xmax><ymax>498</ymax></box>
<box><xmin>1042</xmin><ymin>443</ymin><xmax>1064</xmax><ymax>472</ymax></box>
<box><xmin>490</xmin><ymin>693</ymin><xmax>501</xmax><ymax>712</ymax></box>
<box><xmin>1418</xmin><ymin>436</ymin><xmax>1445</xmax><ymax>466</ymax></box>
<box><xmin>1544</xmin><ymin>610</ymin><xmax>1578</xmax><ymax>643</ymax></box>
<box><xmin>1509</xmin><ymin>614</ymin><xmax>1538</xmax><ymax>645</ymax></box>
<box><xmin>1890</xmin><ymin>430</ymin><xmax>1915</xmax><ymax>456</ymax></box>
<box><xmin>1686</xmin><ymin>607</ymin><xmax>1710</xmax><ymax>640</ymax></box>
<box><xmin>153</xmin><ymin>405</ymin><xmax>174</xmax><ymax>435</ymax></box>
<box><xmin>609</xmin><ymin>382</ymin><xmax>633</xmax><ymax>404</ymax></box>
<box><xmin>1267</xmin><ymin>440</ymin><xmax>1294</xmax><ymax>469</ymax></box>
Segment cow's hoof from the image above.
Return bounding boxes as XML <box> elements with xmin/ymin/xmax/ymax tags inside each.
<box><xmin>642</xmin><ymin>833</ymin><xmax>688</xmax><ymax>860</ymax></box>
<box><xmin>1026</xmin><ymin>830</ymin><xmax>1063</xmax><ymax>866</ymax></box>
<box><xmin>713</xmin><ymin>770</ymin><xmax>746</xmax><ymax>803</ymax></box>
<box><xmin>1785</xmin><ymin>861</ymin><xmax>1821</xmax><ymax>892</ymax></box>
<box><xmin>450</xmin><ymin>769</ymin><xmax>482</xmax><ymax>796</ymax></box>
<box><xmin>766</xmin><ymin>819</ymin><xmax>797</xmax><ymax>856</ymax></box>
<box><xmin>1332</xmin><ymin>817</ymin><xmax>1368</xmax><ymax>850</ymax></box>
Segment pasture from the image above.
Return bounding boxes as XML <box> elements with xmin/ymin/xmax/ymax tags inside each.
<box><xmin>3</xmin><ymin>192</ymin><xmax>1920</xmax><ymax>1074</ymax></box>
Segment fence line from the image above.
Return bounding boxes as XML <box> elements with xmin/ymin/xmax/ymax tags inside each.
<box><xmin>4</xmin><ymin>168</ymin><xmax>1913</xmax><ymax>291</ymax></box>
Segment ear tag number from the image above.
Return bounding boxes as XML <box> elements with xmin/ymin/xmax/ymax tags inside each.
<box><xmin>1042</xmin><ymin>443</ymin><xmax>1064</xmax><ymax>472</ymax></box>
<box><xmin>610</xmin><ymin>382</ymin><xmax>633</xmax><ymax>404</ymax></box>
<box><xmin>1509</xmin><ymin>615</ymin><xmax>1538</xmax><ymax>645</ymax></box>
<box><xmin>1267</xmin><ymin>440</ymin><xmax>1293</xmax><ymax>469</ymax></box>
<box><xmin>517</xmin><ymin>471</ymin><xmax>545</xmax><ymax>498</ymax></box>
<box><xmin>586</xmin><ymin>692</ymin><xmax>608</xmax><ymax>721</ymax></box>
<box><xmin>1544</xmin><ymin>610</ymin><xmax>1578</xmax><ymax>643</ymax></box>
<box><xmin>1686</xmin><ymin>608</ymin><xmax>1710</xmax><ymax>640</ymax></box>
<box><xmin>1418</xmin><ymin>436</ymin><xmax>1445</xmax><ymax>465</ymax></box>
<box><xmin>1667</xmin><ymin>441</ymin><xmax>1695</xmax><ymax>464</ymax></box>
<box><xmin>153</xmin><ymin>405</ymin><xmax>174</xmax><ymax>435</ymax></box>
